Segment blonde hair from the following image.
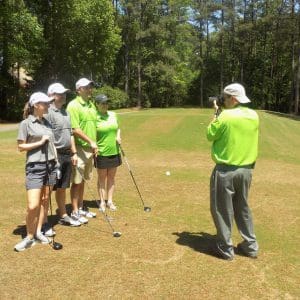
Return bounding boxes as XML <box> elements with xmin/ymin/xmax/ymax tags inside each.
<box><xmin>22</xmin><ymin>101</ymin><xmax>34</xmax><ymax>119</ymax></box>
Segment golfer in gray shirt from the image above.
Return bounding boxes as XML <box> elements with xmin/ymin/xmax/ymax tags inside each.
<box><xmin>45</xmin><ymin>83</ymin><xmax>81</xmax><ymax>228</ymax></box>
<box><xmin>14</xmin><ymin>92</ymin><xmax>57</xmax><ymax>252</ymax></box>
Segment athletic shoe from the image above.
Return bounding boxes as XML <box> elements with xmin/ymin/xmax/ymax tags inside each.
<box><xmin>236</xmin><ymin>243</ymin><xmax>258</xmax><ymax>259</ymax></box>
<box><xmin>211</xmin><ymin>244</ymin><xmax>234</xmax><ymax>261</ymax></box>
<box><xmin>35</xmin><ymin>232</ymin><xmax>51</xmax><ymax>244</ymax></box>
<box><xmin>58</xmin><ymin>215</ymin><xmax>81</xmax><ymax>227</ymax></box>
<box><xmin>71</xmin><ymin>211</ymin><xmax>88</xmax><ymax>224</ymax></box>
<box><xmin>14</xmin><ymin>237</ymin><xmax>36</xmax><ymax>252</ymax></box>
<box><xmin>107</xmin><ymin>201</ymin><xmax>117</xmax><ymax>211</ymax></box>
<box><xmin>42</xmin><ymin>223</ymin><xmax>56</xmax><ymax>237</ymax></box>
<box><xmin>79</xmin><ymin>207</ymin><xmax>96</xmax><ymax>218</ymax></box>
<box><xmin>98</xmin><ymin>201</ymin><xmax>106</xmax><ymax>213</ymax></box>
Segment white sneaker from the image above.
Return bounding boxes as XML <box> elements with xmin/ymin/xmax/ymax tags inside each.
<box><xmin>14</xmin><ymin>237</ymin><xmax>36</xmax><ymax>252</ymax></box>
<box><xmin>35</xmin><ymin>232</ymin><xmax>51</xmax><ymax>244</ymax></box>
<box><xmin>107</xmin><ymin>201</ymin><xmax>117</xmax><ymax>211</ymax></box>
<box><xmin>71</xmin><ymin>212</ymin><xmax>88</xmax><ymax>224</ymax></box>
<box><xmin>42</xmin><ymin>223</ymin><xmax>56</xmax><ymax>237</ymax></box>
<box><xmin>58</xmin><ymin>215</ymin><xmax>81</xmax><ymax>227</ymax></box>
<box><xmin>98</xmin><ymin>201</ymin><xmax>106</xmax><ymax>213</ymax></box>
<box><xmin>79</xmin><ymin>208</ymin><xmax>96</xmax><ymax>218</ymax></box>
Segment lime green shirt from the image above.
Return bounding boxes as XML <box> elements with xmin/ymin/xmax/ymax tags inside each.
<box><xmin>96</xmin><ymin>111</ymin><xmax>120</xmax><ymax>156</ymax></box>
<box><xmin>66</xmin><ymin>96</ymin><xmax>97</xmax><ymax>147</ymax></box>
<box><xmin>207</xmin><ymin>106</ymin><xmax>259</xmax><ymax>166</ymax></box>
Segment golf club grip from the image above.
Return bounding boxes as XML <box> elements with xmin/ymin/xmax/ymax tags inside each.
<box><xmin>118</xmin><ymin>144</ymin><xmax>125</xmax><ymax>157</ymax></box>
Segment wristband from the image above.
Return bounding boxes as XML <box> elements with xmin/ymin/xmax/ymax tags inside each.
<box><xmin>72</xmin><ymin>152</ymin><xmax>77</xmax><ymax>156</ymax></box>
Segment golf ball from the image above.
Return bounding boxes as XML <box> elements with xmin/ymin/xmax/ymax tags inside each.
<box><xmin>166</xmin><ymin>171</ymin><xmax>171</xmax><ymax>176</ymax></box>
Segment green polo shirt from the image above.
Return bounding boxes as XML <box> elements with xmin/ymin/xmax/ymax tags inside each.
<box><xmin>66</xmin><ymin>96</ymin><xmax>97</xmax><ymax>148</ymax></box>
<box><xmin>96</xmin><ymin>111</ymin><xmax>120</xmax><ymax>156</ymax></box>
<box><xmin>207</xmin><ymin>106</ymin><xmax>259</xmax><ymax>166</ymax></box>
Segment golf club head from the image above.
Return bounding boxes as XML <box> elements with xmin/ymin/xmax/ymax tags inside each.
<box><xmin>144</xmin><ymin>206</ymin><xmax>151</xmax><ymax>212</ymax></box>
<box><xmin>53</xmin><ymin>242</ymin><xmax>63</xmax><ymax>250</ymax></box>
<box><xmin>113</xmin><ymin>231</ymin><xmax>122</xmax><ymax>238</ymax></box>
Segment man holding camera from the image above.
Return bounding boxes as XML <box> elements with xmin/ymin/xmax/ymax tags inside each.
<box><xmin>207</xmin><ymin>83</ymin><xmax>259</xmax><ymax>261</ymax></box>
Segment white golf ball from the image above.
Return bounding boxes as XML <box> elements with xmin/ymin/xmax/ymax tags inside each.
<box><xmin>166</xmin><ymin>171</ymin><xmax>171</xmax><ymax>176</ymax></box>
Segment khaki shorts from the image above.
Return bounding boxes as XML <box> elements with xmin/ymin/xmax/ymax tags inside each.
<box><xmin>72</xmin><ymin>146</ymin><xmax>94</xmax><ymax>184</ymax></box>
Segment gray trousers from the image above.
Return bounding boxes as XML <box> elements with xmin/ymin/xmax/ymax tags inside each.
<box><xmin>210</xmin><ymin>165</ymin><xmax>258</xmax><ymax>258</ymax></box>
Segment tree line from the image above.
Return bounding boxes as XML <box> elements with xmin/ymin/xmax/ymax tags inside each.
<box><xmin>1</xmin><ymin>0</ymin><xmax>299</xmax><ymax>120</ymax></box>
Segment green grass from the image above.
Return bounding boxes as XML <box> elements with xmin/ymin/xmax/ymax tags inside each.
<box><xmin>0</xmin><ymin>108</ymin><xmax>299</xmax><ymax>299</ymax></box>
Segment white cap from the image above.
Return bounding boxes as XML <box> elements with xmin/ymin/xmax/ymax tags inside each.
<box><xmin>47</xmin><ymin>83</ymin><xmax>69</xmax><ymax>95</ymax></box>
<box><xmin>29</xmin><ymin>92</ymin><xmax>52</xmax><ymax>106</ymax></box>
<box><xmin>223</xmin><ymin>83</ymin><xmax>251</xmax><ymax>104</ymax></box>
<box><xmin>75</xmin><ymin>78</ymin><xmax>94</xmax><ymax>90</ymax></box>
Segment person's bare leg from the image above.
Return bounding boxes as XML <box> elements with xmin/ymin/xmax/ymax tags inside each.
<box><xmin>70</xmin><ymin>182</ymin><xmax>83</xmax><ymax>213</ymax></box>
<box><xmin>26</xmin><ymin>189</ymin><xmax>42</xmax><ymax>238</ymax></box>
<box><xmin>78</xmin><ymin>182</ymin><xmax>85</xmax><ymax>209</ymax></box>
<box><xmin>97</xmin><ymin>168</ymin><xmax>107</xmax><ymax>209</ymax></box>
<box><xmin>56</xmin><ymin>188</ymin><xmax>67</xmax><ymax>217</ymax></box>
<box><xmin>107</xmin><ymin>167</ymin><xmax>117</xmax><ymax>203</ymax></box>
<box><xmin>37</xmin><ymin>185</ymin><xmax>52</xmax><ymax>233</ymax></box>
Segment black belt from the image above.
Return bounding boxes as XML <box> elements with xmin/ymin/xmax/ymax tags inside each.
<box><xmin>216</xmin><ymin>163</ymin><xmax>255</xmax><ymax>171</ymax></box>
<box><xmin>57</xmin><ymin>148</ymin><xmax>72</xmax><ymax>155</ymax></box>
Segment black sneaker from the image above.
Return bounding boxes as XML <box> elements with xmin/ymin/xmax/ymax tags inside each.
<box><xmin>211</xmin><ymin>244</ymin><xmax>234</xmax><ymax>261</ymax></box>
<box><xmin>236</xmin><ymin>244</ymin><xmax>258</xmax><ymax>259</ymax></box>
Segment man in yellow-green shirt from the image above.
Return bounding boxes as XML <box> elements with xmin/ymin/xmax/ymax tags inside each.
<box><xmin>67</xmin><ymin>78</ymin><xmax>98</xmax><ymax>224</ymax></box>
<box><xmin>207</xmin><ymin>83</ymin><xmax>259</xmax><ymax>261</ymax></box>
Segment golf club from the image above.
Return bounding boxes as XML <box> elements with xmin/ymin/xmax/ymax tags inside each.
<box><xmin>45</xmin><ymin>141</ymin><xmax>63</xmax><ymax>250</ymax></box>
<box><xmin>119</xmin><ymin>145</ymin><xmax>151</xmax><ymax>212</ymax></box>
<box><xmin>75</xmin><ymin>164</ymin><xmax>121</xmax><ymax>238</ymax></box>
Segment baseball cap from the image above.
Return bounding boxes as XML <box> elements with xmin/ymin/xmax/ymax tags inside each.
<box><xmin>223</xmin><ymin>83</ymin><xmax>251</xmax><ymax>104</ymax></box>
<box><xmin>29</xmin><ymin>92</ymin><xmax>52</xmax><ymax>106</ymax></box>
<box><xmin>95</xmin><ymin>94</ymin><xmax>110</xmax><ymax>104</ymax></box>
<box><xmin>47</xmin><ymin>83</ymin><xmax>69</xmax><ymax>95</ymax></box>
<box><xmin>75</xmin><ymin>78</ymin><xmax>94</xmax><ymax>90</ymax></box>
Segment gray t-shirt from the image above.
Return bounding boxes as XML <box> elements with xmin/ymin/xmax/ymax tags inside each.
<box><xmin>17</xmin><ymin>115</ymin><xmax>56</xmax><ymax>163</ymax></box>
<box><xmin>44</xmin><ymin>105</ymin><xmax>72</xmax><ymax>150</ymax></box>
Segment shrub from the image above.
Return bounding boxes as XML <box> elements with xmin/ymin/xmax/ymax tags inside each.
<box><xmin>93</xmin><ymin>85</ymin><xmax>129</xmax><ymax>109</ymax></box>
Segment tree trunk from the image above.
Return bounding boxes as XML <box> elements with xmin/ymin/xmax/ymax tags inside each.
<box><xmin>199</xmin><ymin>0</ymin><xmax>204</xmax><ymax>107</ymax></box>
<box><xmin>0</xmin><ymin>0</ymin><xmax>9</xmax><ymax>119</ymax></box>
<box><xmin>220</xmin><ymin>0</ymin><xmax>224</xmax><ymax>93</ymax></box>
<box><xmin>295</xmin><ymin>48</ymin><xmax>300</xmax><ymax>114</ymax></box>
<box><xmin>124</xmin><ymin>43</ymin><xmax>129</xmax><ymax>95</ymax></box>
<box><xmin>137</xmin><ymin>62</ymin><xmax>142</xmax><ymax>108</ymax></box>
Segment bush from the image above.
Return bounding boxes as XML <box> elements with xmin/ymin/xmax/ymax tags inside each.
<box><xmin>93</xmin><ymin>85</ymin><xmax>130</xmax><ymax>109</ymax></box>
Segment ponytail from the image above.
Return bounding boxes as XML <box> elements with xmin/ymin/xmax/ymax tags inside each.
<box><xmin>23</xmin><ymin>101</ymin><xmax>33</xmax><ymax>119</ymax></box>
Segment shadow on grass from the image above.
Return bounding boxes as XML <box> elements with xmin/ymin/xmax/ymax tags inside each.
<box><xmin>13</xmin><ymin>225</ymin><xmax>27</xmax><ymax>238</ymax></box>
<box><xmin>12</xmin><ymin>215</ymin><xmax>59</xmax><ymax>238</ymax></box>
<box><xmin>83</xmin><ymin>199</ymin><xmax>99</xmax><ymax>209</ymax></box>
<box><xmin>172</xmin><ymin>231</ymin><xmax>224</xmax><ymax>260</ymax></box>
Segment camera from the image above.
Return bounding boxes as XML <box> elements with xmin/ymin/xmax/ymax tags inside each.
<box><xmin>208</xmin><ymin>95</ymin><xmax>224</xmax><ymax>117</ymax></box>
<box><xmin>208</xmin><ymin>95</ymin><xmax>225</xmax><ymax>106</ymax></box>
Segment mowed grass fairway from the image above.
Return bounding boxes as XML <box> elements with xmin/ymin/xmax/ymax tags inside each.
<box><xmin>0</xmin><ymin>108</ymin><xmax>299</xmax><ymax>299</ymax></box>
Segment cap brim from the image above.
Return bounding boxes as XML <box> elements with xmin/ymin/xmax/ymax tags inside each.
<box><xmin>236</xmin><ymin>95</ymin><xmax>251</xmax><ymax>103</ymax></box>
